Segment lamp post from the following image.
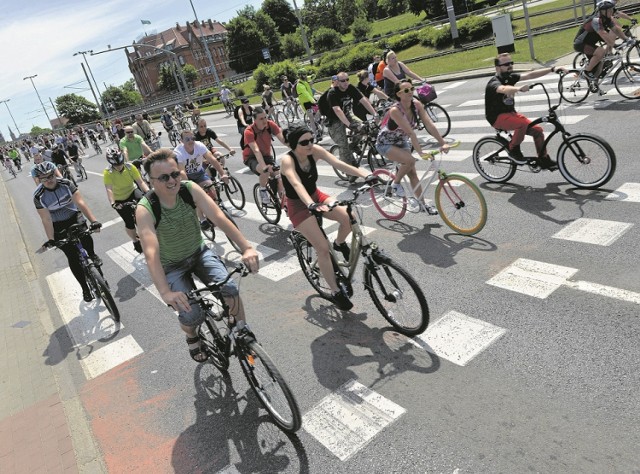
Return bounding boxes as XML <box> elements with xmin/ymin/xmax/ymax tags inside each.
<box><xmin>291</xmin><ymin>0</ymin><xmax>314</xmax><ymax>65</ymax></box>
<box><xmin>0</xmin><ymin>99</ymin><xmax>21</xmax><ymax>135</ymax></box>
<box><xmin>188</xmin><ymin>0</ymin><xmax>221</xmax><ymax>87</ymax></box>
<box><xmin>23</xmin><ymin>74</ymin><xmax>52</xmax><ymax>125</ymax></box>
<box><xmin>74</xmin><ymin>50</ymin><xmax>105</xmax><ymax>117</ymax></box>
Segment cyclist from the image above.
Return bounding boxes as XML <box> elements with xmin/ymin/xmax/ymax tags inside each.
<box><xmin>103</xmin><ymin>148</ymin><xmax>148</xmax><ymax>253</ymax></box>
<box><xmin>280</xmin><ymin>76</ymin><xmax>297</xmax><ymax>118</ymax></box>
<box><xmin>594</xmin><ymin>0</ymin><xmax>636</xmax><ymax>42</ymax></box>
<box><xmin>132</xmin><ymin>114</ymin><xmax>158</xmax><ymax>151</ymax></box>
<box><xmin>30</xmin><ymin>154</ymin><xmax>62</xmax><ymax>184</ymax></box>
<box><xmin>220</xmin><ymin>85</ymin><xmax>232</xmax><ymax>114</ymax></box>
<box><xmin>235</xmin><ymin>97</ymin><xmax>254</xmax><ymax>149</ymax></box>
<box><xmin>381</xmin><ymin>50</ymin><xmax>425</xmax><ymax>97</ymax></box>
<box><xmin>33</xmin><ymin>162</ymin><xmax>103</xmax><ymax>303</ymax></box>
<box><xmin>174</xmin><ymin>103</ymin><xmax>184</xmax><ymax>119</ymax></box>
<box><xmin>8</xmin><ymin>147</ymin><xmax>22</xmax><ymax>171</ymax></box>
<box><xmin>261</xmin><ymin>84</ymin><xmax>276</xmax><ymax>119</ymax></box>
<box><xmin>135</xmin><ymin>149</ymin><xmax>259</xmax><ymax>362</ymax></box>
<box><xmin>354</xmin><ymin>70</ymin><xmax>389</xmax><ymax>121</ymax></box>
<box><xmin>119</xmin><ymin>126</ymin><xmax>153</xmax><ymax>170</ymax></box>
<box><xmin>243</xmin><ymin>107</ymin><xmax>288</xmax><ymax>205</ymax></box>
<box><xmin>484</xmin><ymin>54</ymin><xmax>564</xmax><ymax>169</ymax></box>
<box><xmin>280</xmin><ymin>126</ymin><xmax>378</xmax><ymax>311</ymax></box>
<box><xmin>66</xmin><ymin>139</ymin><xmax>84</xmax><ymax>177</ymax></box>
<box><xmin>296</xmin><ymin>70</ymin><xmax>322</xmax><ymax>141</ymax></box>
<box><xmin>160</xmin><ymin>108</ymin><xmax>175</xmax><ymax>134</ymax></box>
<box><xmin>194</xmin><ymin>118</ymin><xmax>236</xmax><ymax>173</ymax></box>
<box><xmin>376</xmin><ymin>80</ymin><xmax>450</xmax><ymax>214</ymax></box>
<box><xmin>50</xmin><ymin>144</ymin><xmax>70</xmax><ymax>172</ymax></box>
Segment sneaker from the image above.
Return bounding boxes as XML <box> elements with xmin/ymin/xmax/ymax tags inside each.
<box><xmin>392</xmin><ymin>183</ymin><xmax>405</xmax><ymax>197</ymax></box>
<box><xmin>333</xmin><ymin>241</ymin><xmax>350</xmax><ymax>262</ymax></box>
<box><xmin>584</xmin><ymin>70</ymin><xmax>596</xmax><ymax>81</ymax></box>
<box><xmin>422</xmin><ymin>204</ymin><xmax>439</xmax><ymax>216</ymax></box>
<box><xmin>133</xmin><ymin>240</ymin><xmax>143</xmax><ymax>254</ymax></box>
<box><xmin>82</xmin><ymin>289</ymin><xmax>94</xmax><ymax>302</ymax></box>
<box><xmin>259</xmin><ymin>187</ymin><xmax>270</xmax><ymax>205</ymax></box>
<box><xmin>90</xmin><ymin>255</ymin><xmax>102</xmax><ymax>267</ymax></box>
<box><xmin>331</xmin><ymin>290</ymin><xmax>353</xmax><ymax>311</ymax></box>
<box><xmin>539</xmin><ymin>157</ymin><xmax>558</xmax><ymax>171</ymax></box>
<box><xmin>508</xmin><ymin>145</ymin><xmax>524</xmax><ymax>161</ymax></box>
<box><xmin>200</xmin><ymin>220</ymin><xmax>211</xmax><ymax>231</ymax></box>
<box><xmin>76</xmin><ymin>174</ymin><xmax>82</xmax><ymax>177</ymax></box>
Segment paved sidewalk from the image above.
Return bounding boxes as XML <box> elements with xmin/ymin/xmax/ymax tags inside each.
<box><xmin>0</xmin><ymin>176</ymin><xmax>105</xmax><ymax>473</ymax></box>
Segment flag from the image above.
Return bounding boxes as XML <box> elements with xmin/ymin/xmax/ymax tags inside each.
<box><xmin>141</xmin><ymin>19</ymin><xmax>151</xmax><ymax>25</ymax></box>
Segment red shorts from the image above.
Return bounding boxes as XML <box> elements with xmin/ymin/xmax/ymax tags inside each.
<box><xmin>285</xmin><ymin>189</ymin><xmax>330</xmax><ymax>228</ymax></box>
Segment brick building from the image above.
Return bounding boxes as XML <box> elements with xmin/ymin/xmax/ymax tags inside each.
<box><xmin>127</xmin><ymin>19</ymin><xmax>233</xmax><ymax>99</ymax></box>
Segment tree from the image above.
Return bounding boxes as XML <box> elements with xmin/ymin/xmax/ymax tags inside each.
<box><xmin>157</xmin><ymin>64</ymin><xmax>180</xmax><ymax>92</ymax></box>
<box><xmin>256</xmin><ymin>11</ymin><xmax>282</xmax><ymax>60</ymax></box>
<box><xmin>102</xmin><ymin>82</ymin><xmax>143</xmax><ymax>110</ymax></box>
<box><xmin>182</xmin><ymin>64</ymin><xmax>199</xmax><ymax>87</ymax></box>
<box><xmin>281</xmin><ymin>31</ymin><xmax>306</xmax><ymax>59</ymax></box>
<box><xmin>336</xmin><ymin>0</ymin><xmax>364</xmax><ymax>32</ymax></box>
<box><xmin>261</xmin><ymin>0</ymin><xmax>299</xmax><ymax>35</ymax></box>
<box><xmin>378</xmin><ymin>0</ymin><xmax>408</xmax><ymax>17</ymax></box>
<box><xmin>225</xmin><ymin>15</ymin><xmax>270</xmax><ymax>72</ymax></box>
<box><xmin>55</xmin><ymin>94</ymin><xmax>100</xmax><ymax>125</ymax></box>
<box><xmin>302</xmin><ymin>0</ymin><xmax>341</xmax><ymax>32</ymax></box>
<box><xmin>30</xmin><ymin>125</ymin><xmax>52</xmax><ymax>135</ymax></box>
<box><xmin>408</xmin><ymin>0</ymin><xmax>444</xmax><ymax>18</ymax></box>
<box><xmin>351</xmin><ymin>15</ymin><xmax>372</xmax><ymax>41</ymax></box>
<box><xmin>311</xmin><ymin>27</ymin><xmax>343</xmax><ymax>53</ymax></box>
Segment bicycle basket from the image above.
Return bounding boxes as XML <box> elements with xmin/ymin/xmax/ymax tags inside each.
<box><xmin>416</xmin><ymin>83</ymin><xmax>437</xmax><ymax>104</ymax></box>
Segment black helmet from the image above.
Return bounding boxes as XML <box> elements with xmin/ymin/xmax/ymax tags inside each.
<box><xmin>33</xmin><ymin>161</ymin><xmax>56</xmax><ymax>178</ymax></box>
<box><xmin>598</xmin><ymin>1</ymin><xmax>614</xmax><ymax>10</ymax></box>
<box><xmin>106</xmin><ymin>147</ymin><xmax>124</xmax><ymax>165</ymax></box>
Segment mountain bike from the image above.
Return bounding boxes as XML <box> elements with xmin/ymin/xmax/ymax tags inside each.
<box><xmin>223</xmin><ymin>99</ymin><xmax>237</xmax><ymax>116</ymax></box>
<box><xmin>47</xmin><ymin>223</ymin><xmax>120</xmax><ymax>322</ymax></box>
<box><xmin>253</xmin><ymin>165</ymin><xmax>284</xmax><ymax>225</ymax></box>
<box><xmin>371</xmin><ymin>142</ymin><xmax>488</xmax><ymax>236</ymax></box>
<box><xmin>475</xmin><ymin>82</ymin><xmax>616</xmax><ymax>189</ymax></box>
<box><xmin>330</xmin><ymin>120</ymin><xmax>389</xmax><ymax>181</ymax></box>
<box><xmin>290</xmin><ymin>185</ymin><xmax>429</xmax><ymax>336</ymax></box>
<box><xmin>191</xmin><ymin>264</ymin><xmax>301</xmax><ymax>433</ymax></box>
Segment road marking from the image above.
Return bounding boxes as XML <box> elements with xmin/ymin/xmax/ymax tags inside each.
<box><xmin>101</xmin><ymin>216</ymin><xmax>123</xmax><ymax>229</ymax></box>
<box><xmin>411</xmin><ymin>311</ymin><xmax>506</xmax><ymax>366</ymax></box>
<box><xmin>106</xmin><ymin>244</ymin><xmax>163</xmax><ymax>302</ymax></box>
<box><xmin>605</xmin><ymin>182</ymin><xmax>640</xmax><ymax>202</ymax></box>
<box><xmin>442</xmin><ymin>80</ymin><xmax>466</xmax><ymax>89</ymax></box>
<box><xmin>302</xmin><ymin>379</ymin><xmax>406</xmax><ymax>461</ymax></box>
<box><xmin>82</xmin><ymin>335</ymin><xmax>143</xmax><ymax>379</ymax></box>
<box><xmin>552</xmin><ymin>218</ymin><xmax>633</xmax><ymax>246</ymax></box>
<box><xmin>459</xmin><ymin>91</ymin><xmax>562</xmax><ymax>107</ymax></box>
<box><xmin>564</xmin><ymin>280</ymin><xmax>640</xmax><ymax>305</ymax></box>
<box><xmin>487</xmin><ymin>258</ymin><xmax>578</xmax><ymax>298</ymax></box>
<box><xmin>87</xmin><ymin>170</ymin><xmax>102</xmax><ymax>177</ymax></box>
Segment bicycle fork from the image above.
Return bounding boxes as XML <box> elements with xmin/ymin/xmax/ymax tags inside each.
<box><xmin>364</xmin><ymin>251</ymin><xmax>402</xmax><ymax>303</ymax></box>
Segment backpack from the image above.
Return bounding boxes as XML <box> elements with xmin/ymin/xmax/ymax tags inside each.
<box><xmin>374</xmin><ymin>60</ymin><xmax>386</xmax><ymax>83</ymax></box>
<box><xmin>144</xmin><ymin>182</ymin><xmax>196</xmax><ymax>229</ymax></box>
<box><xmin>234</xmin><ymin>104</ymin><xmax>253</xmax><ymax>122</ymax></box>
<box><xmin>292</xmin><ymin>80</ymin><xmax>300</xmax><ymax>98</ymax></box>
<box><xmin>317</xmin><ymin>89</ymin><xmax>332</xmax><ymax>117</ymax></box>
<box><xmin>233</xmin><ymin>105</ymin><xmax>242</xmax><ymax>121</ymax></box>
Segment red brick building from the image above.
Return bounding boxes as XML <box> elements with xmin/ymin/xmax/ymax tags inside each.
<box><xmin>127</xmin><ymin>19</ymin><xmax>233</xmax><ymax>99</ymax></box>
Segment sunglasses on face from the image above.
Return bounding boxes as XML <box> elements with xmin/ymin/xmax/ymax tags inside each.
<box><xmin>125</xmin><ymin>131</ymin><xmax>134</xmax><ymax>134</ymax></box>
<box><xmin>183</xmin><ymin>136</ymin><xmax>194</xmax><ymax>142</ymax></box>
<box><xmin>338</xmin><ymin>78</ymin><xmax>349</xmax><ymax>83</ymax></box>
<box><xmin>499</xmin><ymin>62</ymin><xmax>514</xmax><ymax>66</ymax></box>
<box><xmin>298</xmin><ymin>137</ymin><xmax>314</xmax><ymax>147</ymax></box>
<box><xmin>150</xmin><ymin>170</ymin><xmax>181</xmax><ymax>183</ymax></box>
<box><xmin>398</xmin><ymin>86</ymin><xmax>415</xmax><ymax>94</ymax></box>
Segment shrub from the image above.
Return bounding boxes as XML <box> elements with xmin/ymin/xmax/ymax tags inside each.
<box><xmin>312</xmin><ymin>27</ymin><xmax>343</xmax><ymax>53</ymax></box>
<box><xmin>428</xmin><ymin>24</ymin><xmax>453</xmax><ymax>48</ymax></box>
<box><xmin>385</xmin><ymin>30</ymin><xmax>421</xmax><ymax>51</ymax></box>
<box><xmin>281</xmin><ymin>32</ymin><xmax>306</xmax><ymax>59</ymax></box>
<box><xmin>351</xmin><ymin>16</ymin><xmax>372</xmax><ymax>42</ymax></box>
<box><xmin>418</xmin><ymin>26</ymin><xmax>437</xmax><ymax>47</ymax></box>
<box><xmin>457</xmin><ymin>15</ymin><xmax>492</xmax><ymax>41</ymax></box>
<box><xmin>315</xmin><ymin>42</ymin><xmax>379</xmax><ymax>77</ymax></box>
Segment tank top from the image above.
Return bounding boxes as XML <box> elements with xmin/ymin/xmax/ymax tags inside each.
<box><xmin>383</xmin><ymin>65</ymin><xmax>407</xmax><ymax>96</ymax></box>
<box><xmin>376</xmin><ymin>100</ymin><xmax>417</xmax><ymax>147</ymax></box>
<box><xmin>282</xmin><ymin>151</ymin><xmax>318</xmax><ymax>199</ymax></box>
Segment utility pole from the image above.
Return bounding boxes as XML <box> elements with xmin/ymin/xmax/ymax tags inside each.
<box><xmin>291</xmin><ymin>0</ymin><xmax>314</xmax><ymax>65</ymax></box>
<box><xmin>189</xmin><ymin>0</ymin><xmax>221</xmax><ymax>87</ymax></box>
<box><xmin>23</xmin><ymin>74</ymin><xmax>52</xmax><ymax>126</ymax></box>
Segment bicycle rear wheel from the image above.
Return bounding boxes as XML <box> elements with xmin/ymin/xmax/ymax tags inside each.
<box><xmin>435</xmin><ymin>174</ymin><xmax>487</xmax><ymax>235</ymax></box>
<box><xmin>364</xmin><ymin>252</ymin><xmax>429</xmax><ymax>336</ymax></box>
<box><xmin>472</xmin><ymin>136</ymin><xmax>517</xmax><ymax>183</ymax></box>
<box><xmin>89</xmin><ymin>266</ymin><xmax>120</xmax><ymax>322</ymax></box>
<box><xmin>559</xmin><ymin>70</ymin><xmax>590</xmax><ymax>104</ymax></box>
<box><xmin>573</xmin><ymin>52</ymin><xmax>589</xmax><ymax>69</ymax></box>
<box><xmin>223</xmin><ymin>176</ymin><xmax>246</xmax><ymax>210</ymax></box>
<box><xmin>291</xmin><ymin>231</ymin><xmax>332</xmax><ymax>299</ymax></box>
<box><xmin>424</xmin><ymin>102</ymin><xmax>451</xmax><ymax>138</ymax></box>
<box><xmin>613</xmin><ymin>62</ymin><xmax>640</xmax><ymax>99</ymax></box>
<box><xmin>238</xmin><ymin>339</ymin><xmax>301</xmax><ymax>433</ymax></box>
<box><xmin>370</xmin><ymin>169</ymin><xmax>407</xmax><ymax>220</ymax></box>
<box><xmin>253</xmin><ymin>183</ymin><xmax>282</xmax><ymax>224</ymax></box>
<box><xmin>199</xmin><ymin>316</ymin><xmax>230</xmax><ymax>372</ymax></box>
<box><xmin>274</xmin><ymin>111</ymin><xmax>287</xmax><ymax>128</ymax></box>
<box><xmin>557</xmin><ymin>133</ymin><xmax>616</xmax><ymax>189</ymax></box>
<box><xmin>169</xmin><ymin>130</ymin><xmax>178</xmax><ymax>147</ymax></box>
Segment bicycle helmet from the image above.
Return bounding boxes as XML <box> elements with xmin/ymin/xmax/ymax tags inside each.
<box><xmin>32</xmin><ymin>161</ymin><xmax>56</xmax><ymax>178</ymax></box>
<box><xmin>106</xmin><ymin>147</ymin><xmax>124</xmax><ymax>165</ymax></box>
<box><xmin>598</xmin><ymin>1</ymin><xmax>614</xmax><ymax>10</ymax></box>
<box><xmin>298</xmin><ymin>69</ymin><xmax>307</xmax><ymax>77</ymax></box>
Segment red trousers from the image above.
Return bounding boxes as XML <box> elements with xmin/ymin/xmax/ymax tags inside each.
<box><xmin>493</xmin><ymin>112</ymin><xmax>547</xmax><ymax>157</ymax></box>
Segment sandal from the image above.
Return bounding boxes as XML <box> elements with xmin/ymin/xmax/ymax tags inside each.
<box><xmin>186</xmin><ymin>336</ymin><xmax>208</xmax><ymax>363</ymax></box>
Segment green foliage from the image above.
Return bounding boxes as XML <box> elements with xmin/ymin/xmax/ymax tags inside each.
<box><xmin>457</xmin><ymin>15</ymin><xmax>492</xmax><ymax>41</ymax></box>
<box><xmin>380</xmin><ymin>30</ymin><xmax>421</xmax><ymax>51</ymax></box>
<box><xmin>101</xmin><ymin>80</ymin><xmax>143</xmax><ymax>111</ymax></box>
<box><xmin>252</xmin><ymin>59</ymin><xmax>303</xmax><ymax>93</ymax></box>
<box><xmin>315</xmin><ymin>42</ymin><xmax>379</xmax><ymax>77</ymax></box>
<box><xmin>408</xmin><ymin>0</ymin><xmax>442</xmax><ymax>17</ymax></box>
<box><xmin>225</xmin><ymin>15</ymin><xmax>270</xmax><ymax>72</ymax></box>
<box><xmin>182</xmin><ymin>64</ymin><xmax>199</xmax><ymax>86</ymax></box>
<box><xmin>303</xmin><ymin>0</ymin><xmax>341</xmax><ymax>32</ymax></box>
<box><xmin>312</xmin><ymin>27</ymin><xmax>343</xmax><ymax>53</ymax></box>
<box><xmin>55</xmin><ymin>94</ymin><xmax>100</xmax><ymax>125</ymax></box>
<box><xmin>261</xmin><ymin>0</ymin><xmax>299</xmax><ymax>35</ymax></box>
<box><xmin>351</xmin><ymin>15</ymin><xmax>372</xmax><ymax>42</ymax></box>
<box><xmin>256</xmin><ymin>10</ymin><xmax>282</xmax><ymax>59</ymax></box>
<box><xmin>281</xmin><ymin>32</ymin><xmax>306</xmax><ymax>59</ymax></box>
<box><xmin>377</xmin><ymin>0</ymin><xmax>409</xmax><ymax>17</ymax></box>
<box><xmin>30</xmin><ymin>125</ymin><xmax>52</xmax><ymax>135</ymax></box>
<box><xmin>157</xmin><ymin>64</ymin><xmax>179</xmax><ymax>92</ymax></box>
<box><xmin>417</xmin><ymin>23</ymin><xmax>452</xmax><ymax>48</ymax></box>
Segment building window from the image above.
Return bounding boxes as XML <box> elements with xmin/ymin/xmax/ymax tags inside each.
<box><xmin>179</xmin><ymin>56</ymin><xmax>185</xmax><ymax>66</ymax></box>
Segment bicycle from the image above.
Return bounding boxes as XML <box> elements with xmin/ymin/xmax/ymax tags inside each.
<box><xmin>167</xmin><ymin>125</ymin><xmax>181</xmax><ymax>147</ymax></box>
<box><xmin>414</xmin><ymin>83</ymin><xmax>451</xmax><ymax>140</ymax></box>
<box><xmin>270</xmin><ymin>101</ymin><xmax>289</xmax><ymax>128</ymax></box>
<box><xmin>573</xmin><ymin>24</ymin><xmax>639</xmax><ymax>67</ymax></box>
<box><xmin>4</xmin><ymin>158</ymin><xmax>17</xmax><ymax>178</ymax></box>
<box><xmin>371</xmin><ymin>142</ymin><xmax>487</xmax><ymax>235</ymax></box>
<box><xmin>90</xmin><ymin>138</ymin><xmax>102</xmax><ymax>155</ymax></box>
<box><xmin>252</xmin><ymin>165</ymin><xmax>285</xmax><ymax>225</ymax></box>
<box><xmin>223</xmin><ymin>98</ymin><xmax>237</xmax><ymax>116</ymax></box>
<box><xmin>206</xmin><ymin>155</ymin><xmax>246</xmax><ymax>211</ymax></box>
<box><xmin>201</xmin><ymin>177</ymin><xmax>243</xmax><ymax>252</ymax></box>
<box><xmin>144</xmin><ymin>131</ymin><xmax>162</xmax><ymax>152</ymax></box>
<box><xmin>303</xmin><ymin>104</ymin><xmax>326</xmax><ymax>138</ymax></box>
<box><xmin>474</xmin><ymin>82</ymin><xmax>616</xmax><ymax>189</ymax></box>
<box><xmin>177</xmin><ymin>115</ymin><xmax>190</xmax><ymax>131</ymax></box>
<box><xmin>282</xmin><ymin>97</ymin><xmax>302</xmax><ymax>122</ymax></box>
<box><xmin>289</xmin><ymin>185</ymin><xmax>429</xmax><ymax>336</ymax></box>
<box><xmin>44</xmin><ymin>223</ymin><xmax>120</xmax><ymax>322</ymax></box>
<box><xmin>190</xmin><ymin>263</ymin><xmax>301</xmax><ymax>433</ymax></box>
<box><xmin>58</xmin><ymin>164</ymin><xmax>77</xmax><ymax>186</ymax></box>
<box><xmin>330</xmin><ymin>120</ymin><xmax>389</xmax><ymax>181</ymax></box>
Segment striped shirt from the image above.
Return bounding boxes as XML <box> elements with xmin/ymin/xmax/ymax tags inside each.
<box><xmin>33</xmin><ymin>179</ymin><xmax>78</xmax><ymax>222</ymax></box>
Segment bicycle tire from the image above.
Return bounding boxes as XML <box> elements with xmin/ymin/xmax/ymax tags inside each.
<box><xmin>366</xmin><ymin>143</ymin><xmax>389</xmax><ymax>171</ymax></box>
<box><xmin>199</xmin><ymin>316</ymin><xmax>230</xmax><ymax>372</ymax></box>
<box><xmin>472</xmin><ymin>136</ymin><xmax>517</xmax><ymax>183</ymax></box>
<box><xmin>626</xmin><ymin>41</ymin><xmax>640</xmax><ymax>64</ymax></box>
<box><xmin>80</xmin><ymin>164</ymin><xmax>88</xmax><ymax>180</ymax></box>
<box><xmin>169</xmin><ymin>130</ymin><xmax>178</xmax><ymax>147</ymax></box>
<box><xmin>221</xmin><ymin>207</ymin><xmax>242</xmax><ymax>252</ymax></box>
<box><xmin>329</xmin><ymin>144</ymin><xmax>351</xmax><ymax>181</ymax></box>
<box><xmin>291</xmin><ymin>231</ymin><xmax>333</xmax><ymax>299</ymax></box>
<box><xmin>435</xmin><ymin>174</ymin><xmax>488</xmax><ymax>235</ymax></box>
<box><xmin>370</xmin><ymin>169</ymin><xmax>407</xmax><ymax>220</ymax></box>
<box><xmin>613</xmin><ymin>62</ymin><xmax>640</xmax><ymax>99</ymax></box>
<box><xmin>89</xmin><ymin>266</ymin><xmax>120</xmax><ymax>322</ymax></box>
<box><xmin>223</xmin><ymin>176</ymin><xmax>246</xmax><ymax>210</ymax></box>
<box><xmin>274</xmin><ymin>111</ymin><xmax>287</xmax><ymax>127</ymax></box>
<box><xmin>66</xmin><ymin>169</ymin><xmax>77</xmax><ymax>187</ymax></box>
<box><xmin>424</xmin><ymin>102</ymin><xmax>451</xmax><ymax>138</ymax></box>
<box><xmin>238</xmin><ymin>340</ymin><xmax>301</xmax><ymax>433</ymax></box>
<box><xmin>253</xmin><ymin>183</ymin><xmax>281</xmax><ymax>224</ymax></box>
<box><xmin>364</xmin><ymin>252</ymin><xmax>429</xmax><ymax>336</ymax></box>
<box><xmin>557</xmin><ymin>133</ymin><xmax>616</xmax><ymax>189</ymax></box>
<box><xmin>573</xmin><ymin>52</ymin><xmax>589</xmax><ymax>69</ymax></box>
<box><xmin>9</xmin><ymin>166</ymin><xmax>16</xmax><ymax>178</ymax></box>
<box><xmin>558</xmin><ymin>70</ymin><xmax>590</xmax><ymax>104</ymax></box>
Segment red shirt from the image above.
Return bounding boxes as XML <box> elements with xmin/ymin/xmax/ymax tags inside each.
<box><xmin>242</xmin><ymin>120</ymin><xmax>281</xmax><ymax>162</ymax></box>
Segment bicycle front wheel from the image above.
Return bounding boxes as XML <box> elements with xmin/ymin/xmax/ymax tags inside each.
<box><xmin>253</xmin><ymin>183</ymin><xmax>282</xmax><ymax>224</ymax></box>
<box><xmin>221</xmin><ymin>207</ymin><xmax>242</xmax><ymax>252</ymax></box>
<box><xmin>238</xmin><ymin>340</ymin><xmax>301</xmax><ymax>433</ymax></box>
<box><xmin>370</xmin><ymin>169</ymin><xmax>407</xmax><ymax>220</ymax></box>
<box><xmin>557</xmin><ymin>134</ymin><xmax>616</xmax><ymax>189</ymax></box>
<box><xmin>364</xmin><ymin>252</ymin><xmax>429</xmax><ymax>336</ymax></box>
<box><xmin>472</xmin><ymin>136</ymin><xmax>517</xmax><ymax>183</ymax></box>
<box><xmin>199</xmin><ymin>316</ymin><xmax>230</xmax><ymax>372</ymax></box>
<box><xmin>435</xmin><ymin>174</ymin><xmax>487</xmax><ymax>235</ymax></box>
<box><xmin>223</xmin><ymin>176</ymin><xmax>246</xmax><ymax>210</ymax></box>
<box><xmin>291</xmin><ymin>231</ymin><xmax>333</xmax><ymax>299</ymax></box>
<box><xmin>80</xmin><ymin>164</ymin><xmax>88</xmax><ymax>180</ymax></box>
<box><xmin>559</xmin><ymin>70</ymin><xmax>590</xmax><ymax>104</ymax></box>
<box><xmin>274</xmin><ymin>111</ymin><xmax>287</xmax><ymax>128</ymax></box>
<box><xmin>613</xmin><ymin>62</ymin><xmax>640</xmax><ymax>99</ymax></box>
<box><xmin>424</xmin><ymin>102</ymin><xmax>451</xmax><ymax>138</ymax></box>
<box><xmin>169</xmin><ymin>131</ymin><xmax>178</xmax><ymax>147</ymax></box>
<box><xmin>89</xmin><ymin>267</ymin><xmax>120</xmax><ymax>322</ymax></box>
<box><xmin>329</xmin><ymin>144</ymin><xmax>351</xmax><ymax>181</ymax></box>
<box><xmin>626</xmin><ymin>41</ymin><xmax>640</xmax><ymax>64</ymax></box>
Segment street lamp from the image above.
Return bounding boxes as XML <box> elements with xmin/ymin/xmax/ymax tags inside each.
<box><xmin>74</xmin><ymin>50</ymin><xmax>105</xmax><ymax>117</ymax></box>
<box><xmin>188</xmin><ymin>0</ymin><xmax>221</xmax><ymax>87</ymax></box>
<box><xmin>23</xmin><ymin>74</ymin><xmax>52</xmax><ymax>125</ymax></box>
<box><xmin>0</xmin><ymin>99</ymin><xmax>21</xmax><ymax>135</ymax></box>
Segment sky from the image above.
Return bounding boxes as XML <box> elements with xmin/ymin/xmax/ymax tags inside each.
<box><xmin>0</xmin><ymin>0</ymin><xmax>266</xmax><ymax>136</ymax></box>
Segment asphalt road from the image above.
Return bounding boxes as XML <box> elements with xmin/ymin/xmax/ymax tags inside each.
<box><xmin>6</xmin><ymin>74</ymin><xmax>640</xmax><ymax>473</ymax></box>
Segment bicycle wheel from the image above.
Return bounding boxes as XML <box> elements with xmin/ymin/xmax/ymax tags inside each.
<box><xmin>199</xmin><ymin>316</ymin><xmax>230</xmax><ymax>372</ymax></box>
<box><xmin>223</xmin><ymin>176</ymin><xmax>246</xmax><ymax>210</ymax></box>
<box><xmin>220</xmin><ymin>206</ymin><xmax>242</xmax><ymax>252</ymax></box>
<box><xmin>370</xmin><ymin>169</ymin><xmax>407</xmax><ymax>220</ymax></box>
<box><xmin>66</xmin><ymin>169</ymin><xmax>77</xmax><ymax>187</ymax></box>
<box><xmin>238</xmin><ymin>339</ymin><xmax>301</xmax><ymax>433</ymax></box>
<box><xmin>329</xmin><ymin>144</ymin><xmax>351</xmax><ymax>181</ymax></box>
<box><xmin>557</xmin><ymin>133</ymin><xmax>616</xmax><ymax>189</ymax></box>
<box><xmin>169</xmin><ymin>130</ymin><xmax>178</xmax><ymax>147</ymax></box>
<box><xmin>9</xmin><ymin>166</ymin><xmax>16</xmax><ymax>178</ymax></box>
<box><xmin>435</xmin><ymin>174</ymin><xmax>487</xmax><ymax>235</ymax></box>
<box><xmin>253</xmin><ymin>183</ymin><xmax>281</xmax><ymax>224</ymax></box>
<box><xmin>291</xmin><ymin>231</ymin><xmax>333</xmax><ymax>299</ymax></box>
<box><xmin>89</xmin><ymin>267</ymin><xmax>120</xmax><ymax>322</ymax></box>
<box><xmin>472</xmin><ymin>136</ymin><xmax>517</xmax><ymax>183</ymax></box>
<box><xmin>274</xmin><ymin>111</ymin><xmax>287</xmax><ymax>127</ymax></box>
<box><xmin>559</xmin><ymin>70</ymin><xmax>590</xmax><ymax>104</ymax></box>
<box><xmin>573</xmin><ymin>52</ymin><xmax>589</xmax><ymax>69</ymax></box>
<box><xmin>80</xmin><ymin>164</ymin><xmax>88</xmax><ymax>180</ymax></box>
<box><xmin>424</xmin><ymin>102</ymin><xmax>451</xmax><ymax>138</ymax></box>
<box><xmin>365</xmin><ymin>142</ymin><xmax>388</xmax><ymax>172</ymax></box>
<box><xmin>613</xmin><ymin>62</ymin><xmax>640</xmax><ymax>99</ymax></box>
<box><xmin>364</xmin><ymin>252</ymin><xmax>429</xmax><ymax>336</ymax></box>
<box><xmin>626</xmin><ymin>41</ymin><xmax>640</xmax><ymax>64</ymax></box>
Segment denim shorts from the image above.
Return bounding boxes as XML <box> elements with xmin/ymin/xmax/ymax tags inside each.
<box><xmin>187</xmin><ymin>170</ymin><xmax>209</xmax><ymax>184</ymax></box>
<box><xmin>376</xmin><ymin>141</ymin><xmax>411</xmax><ymax>157</ymax></box>
<box><xmin>163</xmin><ymin>245</ymin><xmax>239</xmax><ymax>327</ymax></box>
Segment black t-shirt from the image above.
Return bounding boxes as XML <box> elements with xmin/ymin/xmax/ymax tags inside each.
<box><xmin>67</xmin><ymin>143</ymin><xmax>79</xmax><ymax>159</ymax></box>
<box><xmin>326</xmin><ymin>85</ymin><xmax>364</xmax><ymax>124</ymax></box>
<box><xmin>194</xmin><ymin>128</ymin><xmax>218</xmax><ymax>151</ymax></box>
<box><xmin>485</xmin><ymin>73</ymin><xmax>521</xmax><ymax>125</ymax></box>
<box><xmin>51</xmin><ymin>149</ymin><xmax>68</xmax><ymax>166</ymax></box>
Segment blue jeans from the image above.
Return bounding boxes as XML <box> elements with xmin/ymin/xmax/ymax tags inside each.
<box><xmin>163</xmin><ymin>245</ymin><xmax>239</xmax><ymax>327</ymax></box>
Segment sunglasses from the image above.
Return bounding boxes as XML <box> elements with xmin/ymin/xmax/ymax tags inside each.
<box><xmin>338</xmin><ymin>78</ymin><xmax>349</xmax><ymax>83</ymax></box>
<box><xmin>398</xmin><ymin>86</ymin><xmax>415</xmax><ymax>94</ymax></box>
<box><xmin>298</xmin><ymin>137</ymin><xmax>314</xmax><ymax>147</ymax></box>
<box><xmin>41</xmin><ymin>173</ymin><xmax>56</xmax><ymax>181</ymax></box>
<box><xmin>499</xmin><ymin>62</ymin><xmax>514</xmax><ymax>66</ymax></box>
<box><xmin>150</xmin><ymin>170</ymin><xmax>181</xmax><ymax>183</ymax></box>
<box><xmin>125</xmin><ymin>131</ymin><xmax>134</xmax><ymax>134</ymax></box>
<box><xmin>183</xmin><ymin>136</ymin><xmax>194</xmax><ymax>142</ymax></box>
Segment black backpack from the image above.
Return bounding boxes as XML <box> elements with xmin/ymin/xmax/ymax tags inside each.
<box><xmin>144</xmin><ymin>182</ymin><xmax>196</xmax><ymax>228</ymax></box>
<box><xmin>292</xmin><ymin>80</ymin><xmax>300</xmax><ymax>98</ymax></box>
<box><xmin>318</xmin><ymin>89</ymin><xmax>332</xmax><ymax>117</ymax></box>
